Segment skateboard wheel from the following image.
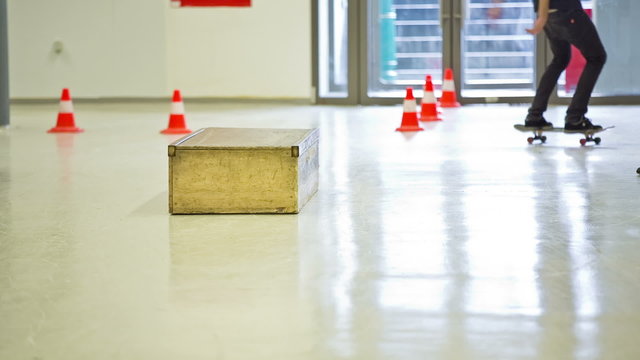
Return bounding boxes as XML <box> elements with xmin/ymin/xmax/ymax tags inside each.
<box><xmin>527</xmin><ymin>137</ymin><xmax>534</xmax><ymax>144</ymax></box>
<box><xmin>595</xmin><ymin>137</ymin><xmax>601</xmax><ymax>145</ymax></box>
<box><xmin>541</xmin><ymin>136</ymin><xmax>547</xmax><ymax>143</ymax></box>
<box><xmin>637</xmin><ymin>167</ymin><xmax>640</xmax><ymax>175</ymax></box>
<box><xmin>580</xmin><ymin>139</ymin><xmax>587</xmax><ymax>146</ymax></box>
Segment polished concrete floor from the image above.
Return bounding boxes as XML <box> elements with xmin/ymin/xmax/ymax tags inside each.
<box><xmin>1</xmin><ymin>101</ymin><xmax>640</xmax><ymax>359</ymax></box>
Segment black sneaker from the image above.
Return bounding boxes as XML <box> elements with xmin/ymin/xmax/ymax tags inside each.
<box><xmin>564</xmin><ymin>116</ymin><xmax>603</xmax><ymax>132</ymax></box>
<box><xmin>524</xmin><ymin>115</ymin><xmax>553</xmax><ymax>129</ymax></box>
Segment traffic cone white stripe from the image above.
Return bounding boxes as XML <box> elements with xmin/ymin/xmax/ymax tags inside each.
<box><xmin>171</xmin><ymin>101</ymin><xmax>185</xmax><ymax>114</ymax></box>
<box><xmin>58</xmin><ymin>100</ymin><xmax>73</xmax><ymax>113</ymax></box>
<box><xmin>403</xmin><ymin>99</ymin><xmax>417</xmax><ymax>113</ymax></box>
<box><xmin>422</xmin><ymin>91</ymin><xmax>437</xmax><ymax>103</ymax></box>
<box><xmin>442</xmin><ymin>80</ymin><xmax>455</xmax><ymax>92</ymax></box>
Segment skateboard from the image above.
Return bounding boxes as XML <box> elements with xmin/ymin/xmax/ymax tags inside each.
<box><xmin>514</xmin><ymin>124</ymin><xmax>614</xmax><ymax>146</ymax></box>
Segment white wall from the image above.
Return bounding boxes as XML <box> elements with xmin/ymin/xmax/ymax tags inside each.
<box><xmin>167</xmin><ymin>0</ymin><xmax>311</xmax><ymax>99</ymax></box>
<box><xmin>7</xmin><ymin>0</ymin><xmax>311</xmax><ymax>100</ymax></box>
<box><xmin>8</xmin><ymin>0</ymin><xmax>168</xmax><ymax>98</ymax></box>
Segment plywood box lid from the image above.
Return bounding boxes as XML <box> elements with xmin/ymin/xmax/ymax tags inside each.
<box><xmin>168</xmin><ymin>127</ymin><xmax>319</xmax><ymax>157</ymax></box>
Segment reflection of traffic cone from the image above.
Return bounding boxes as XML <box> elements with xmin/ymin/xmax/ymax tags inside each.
<box><xmin>420</xmin><ymin>75</ymin><xmax>442</xmax><ymax>122</ymax></box>
<box><xmin>439</xmin><ymin>68</ymin><xmax>461</xmax><ymax>108</ymax></box>
<box><xmin>396</xmin><ymin>87</ymin><xmax>423</xmax><ymax>132</ymax></box>
<box><xmin>161</xmin><ymin>90</ymin><xmax>191</xmax><ymax>134</ymax></box>
<box><xmin>48</xmin><ymin>88</ymin><xmax>83</xmax><ymax>133</ymax></box>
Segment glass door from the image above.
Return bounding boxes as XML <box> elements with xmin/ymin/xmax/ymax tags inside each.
<box><xmin>363</xmin><ymin>0</ymin><xmax>539</xmax><ymax>103</ymax></box>
<box><xmin>458</xmin><ymin>0</ymin><xmax>538</xmax><ymax>100</ymax></box>
<box><xmin>315</xmin><ymin>0</ymin><xmax>539</xmax><ymax>104</ymax></box>
<box><xmin>316</xmin><ymin>0</ymin><xmax>351</xmax><ymax>101</ymax></box>
<box><xmin>365</xmin><ymin>0</ymin><xmax>446</xmax><ymax>100</ymax></box>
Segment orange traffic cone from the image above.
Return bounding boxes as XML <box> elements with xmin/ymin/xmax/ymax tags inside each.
<box><xmin>161</xmin><ymin>90</ymin><xmax>191</xmax><ymax>134</ymax></box>
<box><xmin>420</xmin><ymin>75</ymin><xmax>442</xmax><ymax>122</ymax></box>
<box><xmin>396</xmin><ymin>87</ymin><xmax>423</xmax><ymax>132</ymax></box>
<box><xmin>439</xmin><ymin>68</ymin><xmax>461</xmax><ymax>108</ymax></box>
<box><xmin>48</xmin><ymin>88</ymin><xmax>83</xmax><ymax>133</ymax></box>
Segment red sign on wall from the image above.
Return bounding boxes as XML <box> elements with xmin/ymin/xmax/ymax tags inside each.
<box><xmin>176</xmin><ymin>0</ymin><xmax>251</xmax><ymax>7</ymax></box>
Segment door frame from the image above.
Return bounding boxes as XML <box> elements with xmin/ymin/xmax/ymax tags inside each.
<box><xmin>312</xmin><ymin>0</ymin><xmax>361</xmax><ymax>105</ymax></box>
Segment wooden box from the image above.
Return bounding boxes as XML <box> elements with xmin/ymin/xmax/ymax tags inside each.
<box><xmin>168</xmin><ymin>127</ymin><xmax>319</xmax><ymax>214</ymax></box>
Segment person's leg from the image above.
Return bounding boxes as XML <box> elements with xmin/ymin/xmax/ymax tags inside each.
<box><xmin>565</xmin><ymin>10</ymin><xmax>607</xmax><ymax>122</ymax></box>
<box><xmin>526</xmin><ymin>28</ymin><xmax>571</xmax><ymax>126</ymax></box>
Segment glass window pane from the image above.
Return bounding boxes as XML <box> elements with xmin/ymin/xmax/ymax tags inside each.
<box><xmin>367</xmin><ymin>0</ymin><xmax>443</xmax><ymax>98</ymax></box>
<box><xmin>319</xmin><ymin>0</ymin><xmax>349</xmax><ymax>98</ymax></box>
<box><xmin>574</xmin><ymin>0</ymin><xmax>640</xmax><ymax>97</ymax></box>
<box><xmin>461</xmin><ymin>0</ymin><xmax>537</xmax><ymax>98</ymax></box>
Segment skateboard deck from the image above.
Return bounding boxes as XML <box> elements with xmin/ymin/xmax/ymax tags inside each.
<box><xmin>513</xmin><ymin>124</ymin><xmax>614</xmax><ymax>145</ymax></box>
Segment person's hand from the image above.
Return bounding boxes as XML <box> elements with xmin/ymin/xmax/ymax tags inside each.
<box><xmin>526</xmin><ymin>17</ymin><xmax>546</xmax><ymax>35</ymax></box>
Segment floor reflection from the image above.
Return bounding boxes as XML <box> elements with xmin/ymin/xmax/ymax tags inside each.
<box><xmin>297</xmin><ymin>105</ymin><xmax>640</xmax><ymax>359</ymax></box>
